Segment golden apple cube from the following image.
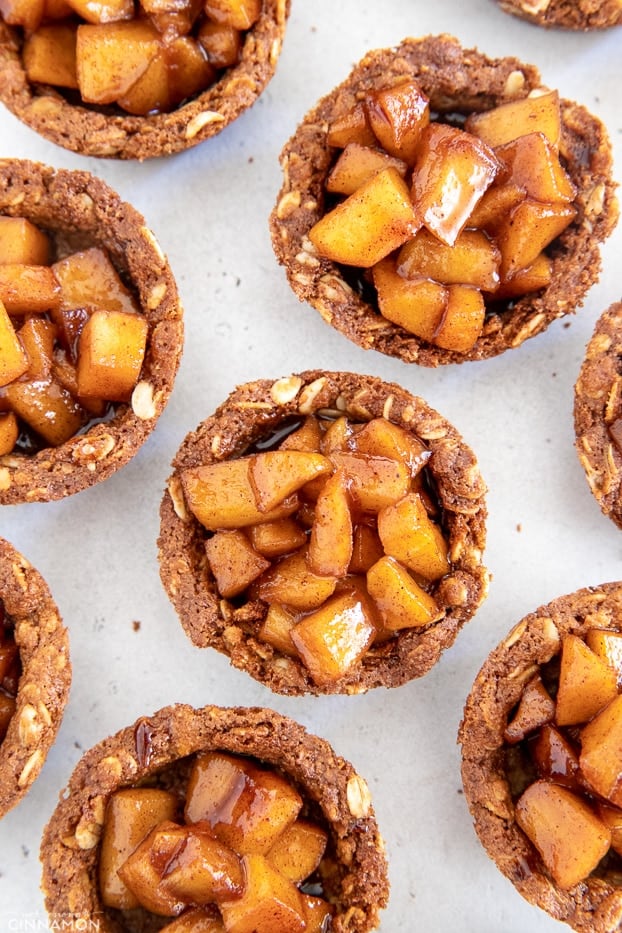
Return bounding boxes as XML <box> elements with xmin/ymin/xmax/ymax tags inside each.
<box><xmin>515</xmin><ymin>780</ymin><xmax>610</xmax><ymax>889</ymax></box>
<box><xmin>308</xmin><ymin>167</ymin><xmax>419</xmax><ymax>268</ymax></box>
<box><xmin>290</xmin><ymin>590</ymin><xmax>376</xmax><ymax>685</ymax></box>
<box><xmin>0</xmin><ymin>0</ymin><xmax>44</xmax><ymax>31</ymax></box>
<box><xmin>219</xmin><ymin>854</ymin><xmax>306</xmax><ymax>933</ymax></box>
<box><xmin>0</xmin><ymin>264</ymin><xmax>60</xmax><ymax>315</ymax></box>
<box><xmin>465</xmin><ymin>89</ymin><xmax>561</xmax><ymax>149</ymax></box>
<box><xmin>586</xmin><ymin>628</ymin><xmax>622</xmax><ymax>685</ymax></box>
<box><xmin>158</xmin><ymin>909</ymin><xmax>226</xmax><ymax>933</ymax></box>
<box><xmin>117</xmin><ymin>821</ymin><xmax>188</xmax><ymax>916</ymax></box>
<box><xmin>555</xmin><ymin>634</ymin><xmax>619</xmax><ymax>726</ymax></box>
<box><xmin>159</xmin><ymin>824</ymin><xmax>244</xmax><ymax>904</ymax></box>
<box><xmin>164</xmin><ymin>36</ymin><xmax>215</xmax><ymax>109</ymax></box>
<box><xmin>495</xmin><ymin>132</ymin><xmax>576</xmax><ymax>204</ymax></box>
<box><xmin>198</xmin><ymin>20</ymin><xmax>242</xmax><ymax>69</ymax></box>
<box><xmin>181</xmin><ymin>459</ymin><xmax>299</xmax><ymax>531</ymax></box>
<box><xmin>116</xmin><ymin>51</ymin><xmax>171</xmax><ymax>115</ymax></box>
<box><xmin>76</xmin><ymin>308</ymin><xmax>147</xmax><ymax>402</ymax></box>
<box><xmin>328</xmin><ymin>450</ymin><xmax>410</xmax><ymax>513</ymax></box>
<box><xmin>185</xmin><ymin>751</ymin><xmax>254</xmax><ymax>824</ymax></box>
<box><xmin>378</xmin><ymin>492</ymin><xmax>449</xmax><ymax>581</ymax></box>
<box><xmin>349</xmin><ymin>524</ymin><xmax>384</xmax><ymax>574</ymax></box>
<box><xmin>44</xmin><ymin>0</ymin><xmax>74</xmax><ymax>16</ymax></box>
<box><xmin>251</xmin><ymin>547</ymin><xmax>337</xmax><ymax>611</ymax></box>
<box><xmin>308</xmin><ymin>471</ymin><xmax>353</xmax><ymax>577</ymax></box>
<box><xmin>580</xmin><ymin>694</ymin><xmax>622</xmax><ymax>806</ymax></box>
<box><xmin>302</xmin><ymin>894</ymin><xmax>334</xmax><ymax>933</ymax></box>
<box><xmin>530</xmin><ymin>724</ymin><xmax>582</xmax><ymax>790</ymax></box>
<box><xmin>23</xmin><ymin>23</ymin><xmax>78</xmax><ymax>90</ymax></box>
<box><xmin>5</xmin><ymin>377</ymin><xmax>85</xmax><ymax>446</ymax></box>
<box><xmin>266</xmin><ymin>819</ymin><xmax>328</xmax><ymax>884</ymax></box>
<box><xmin>503</xmin><ymin>674</ymin><xmax>555</xmax><ymax>744</ymax></box>
<box><xmin>18</xmin><ymin>316</ymin><xmax>56</xmax><ymax>379</ymax></box>
<box><xmin>498</xmin><ymin>199</ymin><xmax>577</xmax><ymax>279</ymax></box>
<box><xmin>279</xmin><ymin>415</ymin><xmax>322</xmax><ymax>452</ymax></box>
<box><xmin>326</xmin><ymin>103</ymin><xmax>376</xmax><ymax>149</ymax></box>
<box><xmin>0</xmin><ymin>217</ymin><xmax>52</xmax><ymax>266</ymax></box>
<box><xmin>205</xmin><ymin>530</ymin><xmax>270</xmax><ymax>598</ymax></box>
<box><xmin>411</xmin><ymin>123</ymin><xmax>499</xmax><ymax>247</ymax></box>
<box><xmin>326</xmin><ymin>142</ymin><xmax>408</xmax><ymax>197</ymax></box>
<box><xmin>466</xmin><ymin>181</ymin><xmax>526</xmax><ymax>233</ymax></box>
<box><xmin>397</xmin><ymin>228</ymin><xmax>500</xmax><ymax>291</ymax></box>
<box><xmin>367</xmin><ymin>555</ymin><xmax>441</xmax><ymax>631</ymax></box>
<box><xmin>76</xmin><ymin>20</ymin><xmax>161</xmax><ymax>105</ymax></box>
<box><xmin>432</xmin><ymin>284</ymin><xmax>486</xmax><ymax>353</ymax></box>
<box><xmin>249</xmin><ymin>450</ymin><xmax>332</xmax><ymax>512</ymax></box>
<box><xmin>319</xmin><ymin>415</ymin><xmax>353</xmax><ymax>453</ymax></box>
<box><xmin>257</xmin><ymin>603</ymin><xmax>298</xmax><ymax>657</ymax></box>
<box><xmin>351</xmin><ymin>417</ymin><xmax>430</xmax><ymax>477</ymax></box>
<box><xmin>203</xmin><ymin>0</ymin><xmax>260</xmax><ymax>29</ymax></box>
<box><xmin>248</xmin><ymin>518</ymin><xmax>307</xmax><ymax>559</ymax></box>
<box><xmin>365</xmin><ymin>78</ymin><xmax>430</xmax><ymax>165</ymax></box>
<box><xmin>372</xmin><ymin>258</ymin><xmax>447</xmax><ymax>341</ymax></box>
<box><xmin>597</xmin><ymin>803</ymin><xmax>622</xmax><ymax>857</ymax></box>
<box><xmin>493</xmin><ymin>252</ymin><xmax>552</xmax><ymax>300</ymax></box>
<box><xmin>52</xmin><ymin>247</ymin><xmax>139</xmax><ymax>315</ymax></box>
<box><xmin>99</xmin><ymin>788</ymin><xmax>178</xmax><ymax>910</ymax></box>
<box><xmin>0</xmin><ymin>300</ymin><xmax>28</xmax><ymax>387</ymax></box>
<box><xmin>0</xmin><ymin>411</ymin><xmax>18</xmax><ymax>456</ymax></box>
<box><xmin>67</xmin><ymin>0</ymin><xmax>132</xmax><ymax>22</ymax></box>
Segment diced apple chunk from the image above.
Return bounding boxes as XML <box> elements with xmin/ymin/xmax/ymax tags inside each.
<box><xmin>504</xmin><ymin>674</ymin><xmax>555</xmax><ymax>744</ymax></box>
<box><xmin>249</xmin><ymin>450</ymin><xmax>331</xmax><ymax>512</ymax></box>
<box><xmin>529</xmin><ymin>723</ymin><xmax>582</xmax><ymax>791</ymax></box>
<box><xmin>0</xmin><ymin>0</ymin><xmax>44</xmax><ymax>32</ymax></box>
<box><xmin>0</xmin><ymin>411</ymin><xmax>18</xmax><ymax>455</ymax></box>
<box><xmin>372</xmin><ymin>258</ymin><xmax>446</xmax><ymax>341</ymax></box>
<box><xmin>492</xmin><ymin>252</ymin><xmax>552</xmax><ymax>299</ymax></box>
<box><xmin>159</xmin><ymin>823</ymin><xmax>244</xmax><ymax>904</ymax></box>
<box><xmin>116</xmin><ymin>51</ymin><xmax>171</xmax><ymax>115</ymax></box>
<box><xmin>586</xmin><ymin>628</ymin><xmax>622</xmax><ymax>685</ymax></box>
<box><xmin>326</xmin><ymin>103</ymin><xmax>376</xmax><ymax>149</ymax></box>
<box><xmin>67</xmin><ymin>0</ymin><xmax>133</xmax><ymax>23</ymax></box>
<box><xmin>377</xmin><ymin>493</ymin><xmax>449</xmax><ymax>581</ymax></box>
<box><xmin>467</xmin><ymin>182</ymin><xmax>526</xmax><ymax>233</ymax></box>
<box><xmin>0</xmin><ymin>300</ymin><xmax>28</xmax><ymax>387</ymax></box>
<box><xmin>498</xmin><ymin>199</ymin><xmax>576</xmax><ymax>279</ymax></box>
<box><xmin>326</xmin><ymin>143</ymin><xmax>408</xmax><ymax>197</ymax></box>
<box><xmin>5</xmin><ymin>377</ymin><xmax>85</xmax><ymax>446</ymax></box>
<box><xmin>257</xmin><ymin>603</ymin><xmax>298</xmax><ymax>656</ymax></box>
<box><xmin>266</xmin><ymin>818</ymin><xmax>327</xmax><ymax>884</ymax></box>
<box><xmin>23</xmin><ymin>23</ymin><xmax>79</xmax><ymax>90</ymax></box>
<box><xmin>308</xmin><ymin>471</ymin><xmax>353</xmax><ymax>577</ymax></box>
<box><xmin>52</xmin><ymin>247</ymin><xmax>139</xmax><ymax>316</ymax></box>
<box><xmin>185</xmin><ymin>751</ymin><xmax>253</xmax><ymax>825</ymax></box>
<box><xmin>580</xmin><ymin>694</ymin><xmax>622</xmax><ymax>806</ymax></box>
<box><xmin>76</xmin><ymin>20</ymin><xmax>161</xmax><ymax>105</ymax></box>
<box><xmin>432</xmin><ymin>284</ymin><xmax>485</xmax><ymax>353</ymax></box>
<box><xmin>203</xmin><ymin>0</ymin><xmax>260</xmax><ymax>29</ymax></box>
<box><xmin>219</xmin><ymin>854</ymin><xmax>306</xmax><ymax>933</ymax></box>
<box><xmin>367</xmin><ymin>555</ymin><xmax>440</xmax><ymax>631</ymax></box>
<box><xmin>351</xmin><ymin>417</ymin><xmax>430</xmax><ymax>476</ymax></box>
<box><xmin>248</xmin><ymin>518</ymin><xmax>307</xmax><ymax>559</ymax></box>
<box><xmin>76</xmin><ymin>309</ymin><xmax>148</xmax><ymax>402</ymax></box>
<box><xmin>555</xmin><ymin>634</ymin><xmax>619</xmax><ymax>726</ymax></box>
<box><xmin>464</xmin><ymin>90</ymin><xmax>562</xmax><ymax>149</ymax></box>
<box><xmin>302</xmin><ymin>894</ymin><xmax>334</xmax><ymax>933</ymax></box>
<box><xmin>397</xmin><ymin>228</ymin><xmax>500</xmax><ymax>291</ymax></box>
<box><xmin>597</xmin><ymin>804</ymin><xmax>622</xmax><ymax>857</ymax></box>
<box><xmin>198</xmin><ymin>20</ymin><xmax>242</xmax><ymax>69</ymax></box>
<box><xmin>308</xmin><ymin>167</ymin><xmax>419</xmax><ymax>267</ymax></box>
<box><xmin>18</xmin><ymin>316</ymin><xmax>56</xmax><ymax>378</ymax></box>
<box><xmin>205</xmin><ymin>530</ymin><xmax>270</xmax><ymax>598</ymax></box>
<box><xmin>279</xmin><ymin>415</ymin><xmax>322</xmax><ymax>452</ymax></box>
<box><xmin>495</xmin><ymin>132</ymin><xmax>576</xmax><ymax>204</ymax></box>
<box><xmin>328</xmin><ymin>451</ymin><xmax>410</xmax><ymax>512</ymax></box>
<box><xmin>159</xmin><ymin>909</ymin><xmax>225</xmax><ymax>933</ymax></box>
<box><xmin>117</xmin><ymin>820</ymin><xmax>188</xmax><ymax>916</ymax></box>
<box><xmin>0</xmin><ymin>264</ymin><xmax>61</xmax><ymax>315</ymax></box>
<box><xmin>365</xmin><ymin>79</ymin><xmax>430</xmax><ymax>165</ymax></box>
<box><xmin>251</xmin><ymin>547</ymin><xmax>337</xmax><ymax>611</ymax></box>
<box><xmin>0</xmin><ymin>217</ymin><xmax>52</xmax><ymax>266</ymax></box>
<box><xmin>348</xmin><ymin>524</ymin><xmax>384</xmax><ymax>574</ymax></box>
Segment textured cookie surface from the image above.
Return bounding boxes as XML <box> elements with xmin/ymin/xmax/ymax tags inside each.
<box><xmin>495</xmin><ymin>0</ymin><xmax>622</xmax><ymax>29</ymax></box>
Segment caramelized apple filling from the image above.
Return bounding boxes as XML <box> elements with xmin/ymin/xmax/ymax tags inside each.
<box><xmin>0</xmin><ymin>598</ymin><xmax>21</xmax><ymax>744</ymax></box>
<box><xmin>2</xmin><ymin>0</ymin><xmax>261</xmax><ymax>116</ymax></box>
<box><xmin>181</xmin><ymin>412</ymin><xmax>450</xmax><ymax>687</ymax></box>
<box><xmin>310</xmin><ymin>79</ymin><xmax>577</xmax><ymax>353</ymax></box>
<box><xmin>99</xmin><ymin>749</ymin><xmax>334</xmax><ymax>933</ymax></box>
<box><xmin>503</xmin><ymin>630</ymin><xmax>622</xmax><ymax>890</ymax></box>
<box><xmin>0</xmin><ymin>216</ymin><xmax>148</xmax><ymax>454</ymax></box>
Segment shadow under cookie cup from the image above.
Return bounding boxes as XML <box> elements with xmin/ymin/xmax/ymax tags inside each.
<box><xmin>269</xmin><ymin>34</ymin><xmax>618</xmax><ymax>366</ymax></box>
<box><xmin>0</xmin><ymin>0</ymin><xmax>290</xmax><ymax>160</ymax></box>
<box><xmin>459</xmin><ymin>582</ymin><xmax>622</xmax><ymax>932</ymax></box>
<box><xmin>40</xmin><ymin>704</ymin><xmax>389</xmax><ymax>933</ymax></box>
<box><xmin>0</xmin><ymin>536</ymin><xmax>71</xmax><ymax>818</ymax></box>
<box><xmin>0</xmin><ymin>158</ymin><xmax>183</xmax><ymax>504</ymax></box>
<box><xmin>158</xmin><ymin>370</ymin><xmax>489</xmax><ymax>696</ymax></box>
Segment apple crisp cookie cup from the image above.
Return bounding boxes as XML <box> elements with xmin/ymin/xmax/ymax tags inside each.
<box><xmin>0</xmin><ymin>158</ymin><xmax>183</xmax><ymax>504</ymax></box>
<box><xmin>460</xmin><ymin>582</ymin><xmax>622</xmax><ymax>932</ymax></box>
<box><xmin>40</xmin><ymin>703</ymin><xmax>389</xmax><ymax>933</ymax></box>
<box><xmin>0</xmin><ymin>0</ymin><xmax>290</xmax><ymax>160</ymax></box>
<box><xmin>269</xmin><ymin>34</ymin><xmax>618</xmax><ymax>366</ymax></box>
<box><xmin>0</xmin><ymin>536</ymin><xmax>71</xmax><ymax>818</ymax></box>
<box><xmin>493</xmin><ymin>0</ymin><xmax>622</xmax><ymax>30</ymax></box>
<box><xmin>158</xmin><ymin>370</ymin><xmax>489</xmax><ymax>696</ymax></box>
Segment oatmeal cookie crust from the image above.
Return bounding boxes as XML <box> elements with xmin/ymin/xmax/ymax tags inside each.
<box><xmin>574</xmin><ymin>302</ymin><xmax>622</xmax><ymax>530</ymax></box>
<box><xmin>0</xmin><ymin>159</ymin><xmax>183</xmax><ymax>504</ymax></box>
<box><xmin>494</xmin><ymin>0</ymin><xmax>622</xmax><ymax>30</ymax></box>
<box><xmin>0</xmin><ymin>537</ymin><xmax>70</xmax><ymax>818</ymax></box>
<box><xmin>460</xmin><ymin>582</ymin><xmax>622</xmax><ymax>931</ymax></box>
<box><xmin>40</xmin><ymin>704</ymin><xmax>389</xmax><ymax>933</ymax></box>
<box><xmin>158</xmin><ymin>370</ymin><xmax>489</xmax><ymax>695</ymax></box>
<box><xmin>269</xmin><ymin>34</ymin><xmax>618</xmax><ymax>366</ymax></box>
<box><xmin>0</xmin><ymin>0</ymin><xmax>290</xmax><ymax>159</ymax></box>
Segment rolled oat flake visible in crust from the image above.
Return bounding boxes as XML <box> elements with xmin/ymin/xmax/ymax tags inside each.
<box><xmin>494</xmin><ymin>0</ymin><xmax>622</xmax><ymax>29</ymax></box>
<box><xmin>460</xmin><ymin>582</ymin><xmax>622</xmax><ymax>932</ymax></box>
<box><xmin>0</xmin><ymin>159</ymin><xmax>183</xmax><ymax>504</ymax></box>
<box><xmin>0</xmin><ymin>536</ymin><xmax>71</xmax><ymax>818</ymax></box>
<box><xmin>158</xmin><ymin>369</ymin><xmax>489</xmax><ymax>696</ymax></box>
<box><xmin>269</xmin><ymin>34</ymin><xmax>618</xmax><ymax>366</ymax></box>
<box><xmin>40</xmin><ymin>703</ymin><xmax>389</xmax><ymax>933</ymax></box>
<box><xmin>0</xmin><ymin>0</ymin><xmax>290</xmax><ymax>160</ymax></box>
<box><xmin>574</xmin><ymin>302</ymin><xmax>622</xmax><ymax>530</ymax></box>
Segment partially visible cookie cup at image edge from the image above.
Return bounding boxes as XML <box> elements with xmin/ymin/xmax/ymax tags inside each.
<box><xmin>493</xmin><ymin>0</ymin><xmax>622</xmax><ymax>30</ymax></box>
<box><xmin>0</xmin><ymin>0</ymin><xmax>290</xmax><ymax>160</ymax></box>
<box><xmin>0</xmin><ymin>536</ymin><xmax>71</xmax><ymax>819</ymax></box>
<box><xmin>157</xmin><ymin>370</ymin><xmax>489</xmax><ymax>696</ymax></box>
<box><xmin>40</xmin><ymin>704</ymin><xmax>390</xmax><ymax>933</ymax></box>
<box><xmin>0</xmin><ymin>159</ymin><xmax>183</xmax><ymax>504</ymax></box>
<box><xmin>574</xmin><ymin>302</ymin><xmax>622</xmax><ymax>531</ymax></box>
<box><xmin>269</xmin><ymin>33</ymin><xmax>618</xmax><ymax>367</ymax></box>
<box><xmin>459</xmin><ymin>582</ymin><xmax>622</xmax><ymax>932</ymax></box>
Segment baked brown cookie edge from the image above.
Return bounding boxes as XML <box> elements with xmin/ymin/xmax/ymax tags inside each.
<box><xmin>495</xmin><ymin>0</ymin><xmax>622</xmax><ymax>30</ymax></box>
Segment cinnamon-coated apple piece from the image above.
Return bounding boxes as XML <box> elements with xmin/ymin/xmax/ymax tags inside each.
<box><xmin>248</xmin><ymin>450</ymin><xmax>331</xmax><ymax>513</ymax></box>
<box><xmin>515</xmin><ymin>780</ymin><xmax>610</xmax><ymax>889</ymax></box>
<box><xmin>377</xmin><ymin>492</ymin><xmax>449</xmax><ymax>581</ymax></box>
<box><xmin>555</xmin><ymin>634</ymin><xmax>618</xmax><ymax>726</ymax></box>
<box><xmin>76</xmin><ymin>308</ymin><xmax>148</xmax><ymax>402</ymax></box>
<box><xmin>257</xmin><ymin>603</ymin><xmax>298</xmax><ymax>656</ymax></box>
<box><xmin>99</xmin><ymin>788</ymin><xmax>178</xmax><ymax>910</ymax></box>
<box><xmin>302</xmin><ymin>894</ymin><xmax>334</xmax><ymax>933</ymax></box>
<box><xmin>328</xmin><ymin>451</ymin><xmax>410</xmax><ymax>513</ymax></box>
<box><xmin>290</xmin><ymin>589</ymin><xmax>377</xmax><ymax>685</ymax></box>
<box><xmin>397</xmin><ymin>228</ymin><xmax>501</xmax><ymax>291</ymax></box>
<box><xmin>308</xmin><ymin>167</ymin><xmax>419</xmax><ymax>267</ymax></box>
<box><xmin>197</xmin><ymin>20</ymin><xmax>242</xmax><ymax>69</ymax></box>
<box><xmin>366</xmin><ymin>555</ymin><xmax>441</xmax><ymax>631</ymax></box>
<box><xmin>117</xmin><ymin>820</ymin><xmax>188</xmax><ymax>916</ymax></box>
<box><xmin>597</xmin><ymin>803</ymin><xmax>622</xmax><ymax>857</ymax></box>
<box><xmin>182</xmin><ymin>460</ymin><xmax>300</xmax><ymax>531</ymax></box>
<box><xmin>365</xmin><ymin>79</ymin><xmax>430</xmax><ymax>165</ymax></box>
<box><xmin>76</xmin><ymin>20</ymin><xmax>161</xmax><ymax>105</ymax></box>
<box><xmin>580</xmin><ymin>694</ymin><xmax>622</xmax><ymax>806</ymax></box>
<box><xmin>491</xmin><ymin>253</ymin><xmax>552</xmax><ymax>300</ymax></box>
<box><xmin>247</xmin><ymin>518</ymin><xmax>307</xmax><ymax>559</ymax></box>
<box><xmin>498</xmin><ymin>199</ymin><xmax>576</xmax><ymax>280</ymax></box>
<box><xmin>0</xmin><ymin>264</ymin><xmax>61</xmax><ymax>315</ymax></box>
<box><xmin>0</xmin><ymin>412</ymin><xmax>18</xmax><ymax>456</ymax></box>
<box><xmin>503</xmin><ymin>674</ymin><xmax>555</xmax><ymax>744</ymax></box>
<box><xmin>349</xmin><ymin>524</ymin><xmax>384</xmax><ymax>574</ymax></box>
<box><xmin>0</xmin><ymin>0</ymin><xmax>44</xmax><ymax>32</ymax></box>
<box><xmin>203</xmin><ymin>0</ymin><xmax>260</xmax><ymax>29</ymax></box>
<box><xmin>410</xmin><ymin>123</ymin><xmax>499</xmax><ymax>247</ymax></box>
<box><xmin>325</xmin><ymin>143</ymin><xmax>408</xmax><ymax>197</ymax></box>
<box><xmin>495</xmin><ymin>133</ymin><xmax>576</xmax><ymax>204</ymax></box>
<box><xmin>350</xmin><ymin>417</ymin><xmax>430</xmax><ymax>477</ymax></box>
<box><xmin>159</xmin><ymin>823</ymin><xmax>244</xmax><ymax>904</ymax></box>
<box><xmin>465</xmin><ymin>89</ymin><xmax>561</xmax><ymax>149</ymax></box>
<box><xmin>185</xmin><ymin>751</ymin><xmax>253</xmax><ymax>825</ymax></box>
<box><xmin>0</xmin><ymin>301</ymin><xmax>28</xmax><ymax>387</ymax></box>
<box><xmin>432</xmin><ymin>284</ymin><xmax>486</xmax><ymax>353</ymax></box>
<box><xmin>372</xmin><ymin>259</ymin><xmax>446</xmax><ymax>342</ymax></box>
<box><xmin>326</xmin><ymin>103</ymin><xmax>376</xmax><ymax>149</ymax></box>
<box><xmin>319</xmin><ymin>415</ymin><xmax>353</xmax><ymax>454</ymax></box>
<box><xmin>251</xmin><ymin>547</ymin><xmax>337</xmax><ymax>611</ymax></box>
<box><xmin>529</xmin><ymin>724</ymin><xmax>582</xmax><ymax>791</ymax></box>
<box><xmin>141</xmin><ymin>0</ymin><xmax>202</xmax><ymax>35</ymax></box>
<box><xmin>24</xmin><ymin>23</ymin><xmax>79</xmax><ymax>89</ymax></box>
<box><xmin>205</xmin><ymin>530</ymin><xmax>270</xmax><ymax>598</ymax></box>
<box><xmin>278</xmin><ymin>415</ymin><xmax>323</xmax><ymax>453</ymax></box>
<box><xmin>52</xmin><ymin>247</ymin><xmax>139</xmax><ymax>316</ymax></box>
<box><xmin>67</xmin><ymin>0</ymin><xmax>133</xmax><ymax>23</ymax></box>
<box><xmin>466</xmin><ymin>182</ymin><xmax>526</xmax><ymax>233</ymax></box>
<box><xmin>164</xmin><ymin>37</ymin><xmax>215</xmax><ymax>109</ymax></box>
<box><xmin>5</xmin><ymin>377</ymin><xmax>85</xmax><ymax>446</ymax></box>
<box><xmin>116</xmin><ymin>53</ymin><xmax>171</xmax><ymax>115</ymax></box>
<box><xmin>307</xmin><ymin>471</ymin><xmax>353</xmax><ymax>577</ymax></box>
<box><xmin>159</xmin><ymin>909</ymin><xmax>225</xmax><ymax>933</ymax></box>
<box><xmin>586</xmin><ymin>629</ymin><xmax>622</xmax><ymax>685</ymax></box>
<box><xmin>18</xmin><ymin>317</ymin><xmax>56</xmax><ymax>379</ymax></box>
<box><xmin>219</xmin><ymin>854</ymin><xmax>307</xmax><ymax>933</ymax></box>
<box><xmin>0</xmin><ymin>217</ymin><xmax>52</xmax><ymax>266</ymax></box>
<box><xmin>266</xmin><ymin>818</ymin><xmax>328</xmax><ymax>884</ymax></box>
